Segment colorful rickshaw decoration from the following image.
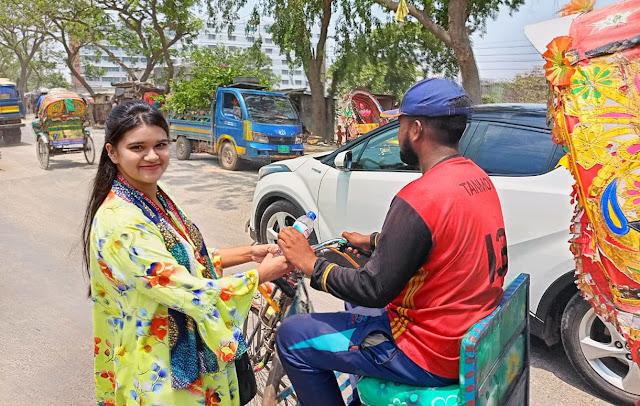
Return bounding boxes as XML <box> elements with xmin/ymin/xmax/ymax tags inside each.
<box><xmin>32</xmin><ymin>89</ymin><xmax>95</xmax><ymax>170</ymax></box>
<box><xmin>339</xmin><ymin>90</ymin><xmax>389</xmax><ymax>141</ymax></box>
<box><xmin>526</xmin><ymin>0</ymin><xmax>640</xmax><ymax>365</ymax></box>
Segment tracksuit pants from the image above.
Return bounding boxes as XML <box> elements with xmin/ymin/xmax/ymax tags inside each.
<box><xmin>276</xmin><ymin>305</ymin><xmax>457</xmax><ymax>406</ymax></box>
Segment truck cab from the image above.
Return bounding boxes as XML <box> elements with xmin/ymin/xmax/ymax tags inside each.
<box><xmin>169</xmin><ymin>79</ymin><xmax>303</xmax><ymax>170</ymax></box>
<box><xmin>0</xmin><ymin>78</ymin><xmax>25</xmax><ymax>144</ymax></box>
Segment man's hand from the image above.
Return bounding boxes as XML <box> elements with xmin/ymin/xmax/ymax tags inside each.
<box><xmin>342</xmin><ymin>231</ymin><xmax>372</xmax><ymax>257</ymax></box>
<box><xmin>278</xmin><ymin>227</ymin><xmax>317</xmax><ymax>276</ymax></box>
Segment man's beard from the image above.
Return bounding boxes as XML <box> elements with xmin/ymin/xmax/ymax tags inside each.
<box><xmin>400</xmin><ymin>137</ymin><xmax>419</xmax><ymax>166</ymax></box>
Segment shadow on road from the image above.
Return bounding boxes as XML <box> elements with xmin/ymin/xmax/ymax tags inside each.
<box><xmin>0</xmin><ymin>141</ymin><xmax>31</xmax><ymax>147</ymax></box>
<box><xmin>40</xmin><ymin>160</ymin><xmax>97</xmax><ymax>171</ymax></box>
<box><xmin>531</xmin><ymin>335</ymin><xmax>612</xmax><ymax>403</ymax></box>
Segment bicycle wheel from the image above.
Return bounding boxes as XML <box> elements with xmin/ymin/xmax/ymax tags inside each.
<box><xmin>262</xmin><ymin>353</ymin><xmax>298</xmax><ymax>406</ymax></box>
<box><xmin>244</xmin><ymin>290</ymin><xmax>299</xmax><ymax>406</ymax></box>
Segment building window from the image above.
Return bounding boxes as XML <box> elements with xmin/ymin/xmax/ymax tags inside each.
<box><xmin>265</xmin><ymin>38</ymin><xmax>273</xmax><ymax>44</ymax></box>
<box><xmin>294</xmin><ymin>70</ymin><xmax>302</xmax><ymax>75</ymax></box>
<box><xmin>295</xmin><ymin>80</ymin><xmax>302</xmax><ymax>85</ymax></box>
<box><xmin>282</xmin><ymin>79</ymin><xmax>290</xmax><ymax>85</ymax></box>
<box><xmin>282</xmin><ymin>69</ymin><xmax>289</xmax><ymax>75</ymax></box>
<box><xmin>229</xmin><ymin>35</ymin><xmax>236</xmax><ymax>41</ymax></box>
<box><xmin>208</xmin><ymin>44</ymin><xmax>216</xmax><ymax>50</ymax></box>
<box><xmin>266</xmin><ymin>48</ymin><xmax>273</xmax><ymax>54</ymax></box>
<box><xmin>229</xmin><ymin>46</ymin><xmax>237</xmax><ymax>51</ymax></box>
<box><xmin>208</xmin><ymin>34</ymin><xmax>216</xmax><ymax>40</ymax></box>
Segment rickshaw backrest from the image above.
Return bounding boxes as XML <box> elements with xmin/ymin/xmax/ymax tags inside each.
<box><xmin>39</xmin><ymin>92</ymin><xmax>86</xmax><ymax>122</ymax></box>
<box><xmin>460</xmin><ymin>273</ymin><xmax>530</xmax><ymax>405</ymax></box>
<box><xmin>357</xmin><ymin>273</ymin><xmax>530</xmax><ymax>406</ymax></box>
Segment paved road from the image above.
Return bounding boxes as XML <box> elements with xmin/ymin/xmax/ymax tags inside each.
<box><xmin>0</xmin><ymin>125</ymin><xmax>614</xmax><ymax>405</ymax></box>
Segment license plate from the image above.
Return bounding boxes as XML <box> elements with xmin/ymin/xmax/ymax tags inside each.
<box><xmin>277</xmin><ymin>145</ymin><xmax>290</xmax><ymax>154</ymax></box>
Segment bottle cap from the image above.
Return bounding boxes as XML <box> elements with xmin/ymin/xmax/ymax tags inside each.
<box><xmin>306</xmin><ymin>211</ymin><xmax>317</xmax><ymax>220</ymax></box>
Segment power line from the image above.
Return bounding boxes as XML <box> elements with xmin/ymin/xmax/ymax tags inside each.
<box><xmin>479</xmin><ymin>68</ymin><xmax>543</xmax><ymax>71</ymax></box>
<box><xmin>475</xmin><ymin>52</ymin><xmax>541</xmax><ymax>57</ymax></box>
<box><xmin>476</xmin><ymin>60</ymin><xmax>543</xmax><ymax>63</ymax></box>
<box><xmin>473</xmin><ymin>45</ymin><xmax>536</xmax><ymax>50</ymax></box>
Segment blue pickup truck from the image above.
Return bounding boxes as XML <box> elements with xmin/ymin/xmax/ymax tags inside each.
<box><xmin>0</xmin><ymin>78</ymin><xmax>25</xmax><ymax>145</ymax></box>
<box><xmin>168</xmin><ymin>81</ymin><xmax>304</xmax><ymax>170</ymax></box>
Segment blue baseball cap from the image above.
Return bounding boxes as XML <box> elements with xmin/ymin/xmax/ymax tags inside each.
<box><xmin>381</xmin><ymin>78</ymin><xmax>472</xmax><ymax>118</ymax></box>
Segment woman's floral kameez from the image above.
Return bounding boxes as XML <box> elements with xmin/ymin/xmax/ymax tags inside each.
<box><xmin>90</xmin><ymin>188</ymin><xmax>258</xmax><ymax>406</ymax></box>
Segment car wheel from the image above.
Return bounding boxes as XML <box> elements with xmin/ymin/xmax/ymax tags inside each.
<box><xmin>259</xmin><ymin>200</ymin><xmax>317</xmax><ymax>245</ymax></box>
<box><xmin>220</xmin><ymin>141</ymin><xmax>239</xmax><ymax>171</ymax></box>
<box><xmin>176</xmin><ymin>136</ymin><xmax>192</xmax><ymax>160</ymax></box>
<box><xmin>561</xmin><ymin>292</ymin><xmax>640</xmax><ymax>405</ymax></box>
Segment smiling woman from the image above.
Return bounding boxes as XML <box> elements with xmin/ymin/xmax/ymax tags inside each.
<box><xmin>80</xmin><ymin>100</ymin><xmax>292</xmax><ymax>406</ymax></box>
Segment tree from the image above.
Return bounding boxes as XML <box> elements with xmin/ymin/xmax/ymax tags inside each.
<box><xmin>162</xmin><ymin>45</ymin><xmax>278</xmax><ymax>112</ymax></box>
<box><xmin>502</xmin><ymin>70</ymin><xmax>548</xmax><ymax>103</ymax></box>
<box><xmin>91</xmin><ymin>0</ymin><xmax>204</xmax><ymax>92</ymax></box>
<box><xmin>362</xmin><ymin>0</ymin><xmax>525</xmax><ymax>103</ymax></box>
<box><xmin>0</xmin><ymin>47</ymin><xmax>19</xmax><ymax>81</ymax></box>
<box><xmin>481</xmin><ymin>70</ymin><xmax>548</xmax><ymax>104</ymax></box>
<box><xmin>32</xmin><ymin>0</ymin><xmax>107</xmax><ymax>96</ymax></box>
<box><xmin>329</xmin><ymin>21</ymin><xmax>458</xmax><ymax>99</ymax></box>
<box><xmin>28</xmin><ymin>55</ymin><xmax>72</xmax><ymax>90</ymax></box>
<box><xmin>0</xmin><ymin>0</ymin><xmax>49</xmax><ymax>95</ymax></box>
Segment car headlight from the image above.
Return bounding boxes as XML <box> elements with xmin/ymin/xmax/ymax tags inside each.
<box><xmin>295</xmin><ymin>134</ymin><xmax>303</xmax><ymax>144</ymax></box>
<box><xmin>258</xmin><ymin>164</ymin><xmax>291</xmax><ymax>180</ymax></box>
<box><xmin>253</xmin><ymin>132</ymin><xmax>269</xmax><ymax>143</ymax></box>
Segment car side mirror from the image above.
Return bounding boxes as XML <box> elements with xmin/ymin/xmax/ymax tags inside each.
<box><xmin>335</xmin><ymin>150</ymin><xmax>353</xmax><ymax>171</ymax></box>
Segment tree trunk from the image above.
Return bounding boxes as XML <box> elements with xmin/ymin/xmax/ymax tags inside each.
<box><xmin>450</xmin><ymin>39</ymin><xmax>481</xmax><ymax>104</ymax></box>
<box><xmin>18</xmin><ymin>61</ymin><xmax>29</xmax><ymax>96</ymax></box>
<box><xmin>448</xmin><ymin>0</ymin><xmax>481</xmax><ymax>104</ymax></box>
<box><xmin>307</xmin><ymin>59</ymin><xmax>327</xmax><ymax>141</ymax></box>
<box><xmin>164</xmin><ymin>60</ymin><xmax>173</xmax><ymax>93</ymax></box>
<box><xmin>66</xmin><ymin>56</ymin><xmax>95</xmax><ymax>96</ymax></box>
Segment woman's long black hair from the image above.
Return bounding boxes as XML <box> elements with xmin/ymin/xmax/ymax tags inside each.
<box><xmin>81</xmin><ymin>100</ymin><xmax>170</xmax><ymax>290</ymax></box>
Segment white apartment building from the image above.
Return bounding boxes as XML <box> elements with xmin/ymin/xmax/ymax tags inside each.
<box><xmin>77</xmin><ymin>20</ymin><xmax>336</xmax><ymax>93</ymax></box>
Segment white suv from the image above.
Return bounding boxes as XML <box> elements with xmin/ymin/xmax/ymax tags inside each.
<box><xmin>248</xmin><ymin>104</ymin><xmax>639</xmax><ymax>404</ymax></box>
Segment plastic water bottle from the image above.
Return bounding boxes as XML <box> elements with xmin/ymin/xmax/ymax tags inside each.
<box><xmin>273</xmin><ymin>211</ymin><xmax>316</xmax><ymax>256</ymax></box>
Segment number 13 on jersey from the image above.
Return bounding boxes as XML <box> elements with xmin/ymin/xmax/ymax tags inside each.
<box><xmin>485</xmin><ymin>228</ymin><xmax>508</xmax><ymax>283</ymax></box>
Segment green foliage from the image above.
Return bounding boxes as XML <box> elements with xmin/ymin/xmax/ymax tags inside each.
<box><xmin>481</xmin><ymin>71</ymin><xmax>549</xmax><ymax>104</ymax></box>
<box><xmin>93</xmin><ymin>0</ymin><xmax>204</xmax><ymax>84</ymax></box>
<box><xmin>162</xmin><ymin>45</ymin><xmax>278</xmax><ymax>112</ymax></box>
<box><xmin>0</xmin><ymin>47</ymin><xmax>19</xmax><ymax>81</ymax></box>
<box><xmin>329</xmin><ymin>21</ymin><xmax>458</xmax><ymax>98</ymax></box>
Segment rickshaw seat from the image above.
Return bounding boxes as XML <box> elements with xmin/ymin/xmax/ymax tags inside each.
<box><xmin>357</xmin><ymin>273</ymin><xmax>530</xmax><ymax>406</ymax></box>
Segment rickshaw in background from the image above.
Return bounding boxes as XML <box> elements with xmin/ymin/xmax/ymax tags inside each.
<box><xmin>339</xmin><ymin>89</ymin><xmax>389</xmax><ymax>141</ymax></box>
<box><xmin>32</xmin><ymin>90</ymin><xmax>95</xmax><ymax>170</ymax></box>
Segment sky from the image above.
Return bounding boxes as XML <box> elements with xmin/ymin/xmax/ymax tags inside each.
<box><xmin>469</xmin><ymin>0</ymin><xmax>619</xmax><ymax>80</ymax></box>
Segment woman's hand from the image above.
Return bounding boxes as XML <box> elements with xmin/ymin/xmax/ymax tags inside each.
<box><xmin>251</xmin><ymin>244</ymin><xmax>279</xmax><ymax>263</ymax></box>
<box><xmin>257</xmin><ymin>253</ymin><xmax>292</xmax><ymax>283</ymax></box>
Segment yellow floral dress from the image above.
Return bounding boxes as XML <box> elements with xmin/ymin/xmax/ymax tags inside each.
<box><xmin>90</xmin><ymin>186</ymin><xmax>258</xmax><ymax>406</ymax></box>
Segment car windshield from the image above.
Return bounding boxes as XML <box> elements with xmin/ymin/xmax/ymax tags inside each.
<box><xmin>242</xmin><ymin>93</ymin><xmax>299</xmax><ymax>125</ymax></box>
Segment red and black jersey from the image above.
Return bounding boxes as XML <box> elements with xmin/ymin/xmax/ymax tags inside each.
<box><xmin>310</xmin><ymin>156</ymin><xmax>507</xmax><ymax>379</ymax></box>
